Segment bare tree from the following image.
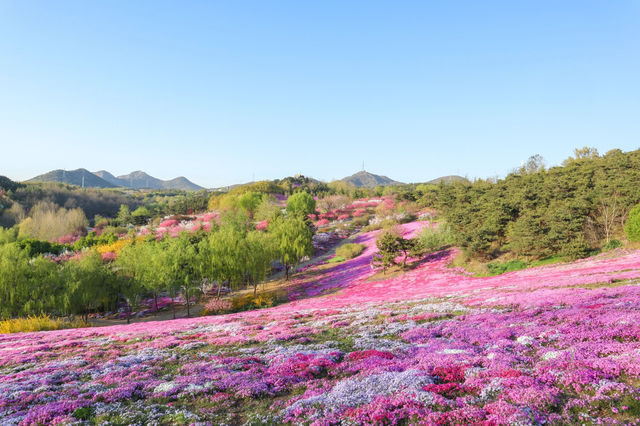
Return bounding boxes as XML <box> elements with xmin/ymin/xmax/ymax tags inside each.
<box><xmin>598</xmin><ymin>192</ymin><xmax>623</xmax><ymax>244</ymax></box>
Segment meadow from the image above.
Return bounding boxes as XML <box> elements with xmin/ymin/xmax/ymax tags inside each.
<box><xmin>2</xmin><ymin>221</ymin><xmax>640</xmax><ymax>425</ymax></box>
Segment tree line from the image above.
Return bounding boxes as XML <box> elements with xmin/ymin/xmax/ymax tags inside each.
<box><xmin>0</xmin><ymin>192</ymin><xmax>316</xmax><ymax>321</ymax></box>
<box><xmin>416</xmin><ymin>148</ymin><xmax>640</xmax><ymax>260</ymax></box>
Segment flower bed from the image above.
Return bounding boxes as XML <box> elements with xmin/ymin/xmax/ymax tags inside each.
<box><xmin>2</xmin><ymin>222</ymin><xmax>640</xmax><ymax>424</ymax></box>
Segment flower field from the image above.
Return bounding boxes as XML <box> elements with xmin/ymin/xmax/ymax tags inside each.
<box><xmin>3</xmin><ymin>222</ymin><xmax>640</xmax><ymax>424</ymax></box>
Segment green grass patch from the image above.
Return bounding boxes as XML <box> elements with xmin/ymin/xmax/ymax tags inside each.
<box><xmin>335</xmin><ymin>243</ymin><xmax>366</xmax><ymax>259</ymax></box>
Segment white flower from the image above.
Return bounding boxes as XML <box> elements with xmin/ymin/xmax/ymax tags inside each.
<box><xmin>516</xmin><ymin>336</ymin><xmax>535</xmax><ymax>346</ymax></box>
<box><xmin>154</xmin><ymin>382</ymin><xmax>178</xmax><ymax>394</ymax></box>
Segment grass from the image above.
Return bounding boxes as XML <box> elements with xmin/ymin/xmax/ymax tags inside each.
<box><xmin>335</xmin><ymin>243</ymin><xmax>366</xmax><ymax>260</ymax></box>
<box><xmin>451</xmin><ymin>251</ymin><xmax>566</xmax><ymax>277</ymax></box>
<box><xmin>0</xmin><ymin>314</ymin><xmax>88</xmax><ymax>334</ymax></box>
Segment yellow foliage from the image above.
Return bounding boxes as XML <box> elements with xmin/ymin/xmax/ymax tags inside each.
<box><xmin>230</xmin><ymin>293</ymin><xmax>275</xmax><ymax>311</ymax></box>
<box><xmin>96</xmin><ymin>236</ymin><xmax>144</xmax><ymax>255</ymax></box>
<box><xmin>0</xmin><ymin>314</ymin><xmax>88</xmax><ymax>334</ymax></box>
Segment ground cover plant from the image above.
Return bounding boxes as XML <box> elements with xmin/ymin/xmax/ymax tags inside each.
<box><xmin>3</xmin><ymin>221</ymin><xmax>640</xmax><ymax>424</ymax></box>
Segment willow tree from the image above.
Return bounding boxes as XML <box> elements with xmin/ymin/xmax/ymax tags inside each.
<box><xmin>269</xmin><ymin>215</ymin><xmax>313</xmax><ymax>280</ymax></box>
<box><xmin>62</xmin><ymin>250</ymin><xmax>118</xmax><ymax>323</ymax></box>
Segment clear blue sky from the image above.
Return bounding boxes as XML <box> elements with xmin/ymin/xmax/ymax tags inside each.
<box><xmin>1</xmin><ymin>1</ymin><xmax>639</xmax><ymax>188</ymax></box>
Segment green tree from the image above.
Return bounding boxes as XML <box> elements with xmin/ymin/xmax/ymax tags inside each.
<box><xmin>244</xmin><ymin>230</ymin><xmax>277</xmax><ymax>295</ymax></box>
<box><xmin>165</xmin><ymin>233</ymin><xmax>203</xmax><ymax>317</ymax></box>
<box><xmin>269</xmin><ymin>215</ymin><xmax>313</xmax><ymax>280</ymax></box>
<box><xmin>286</xmin><ymin>191</ymin><xmax>316</xmax><ymax>219</ymax></box>
<box><xmin>131</xmin><ymin>206</ymin><xmax>152</xmax><ymax>225</ymax></box>
<box><xmin>116</xmin><ymin>204</ymin><xmax>132</xmax><ymax>226</ymax></box>
<box><xmin>625</xmin><ymin>203</ymin><xmax>640</xmax><ymax>242</ymax></box>
<box><xmin>62</xmin><ymin>251</ymin><xmax>118</xmax><ymax>322</ymax></box>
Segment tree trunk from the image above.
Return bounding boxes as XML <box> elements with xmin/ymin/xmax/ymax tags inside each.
<box><xmin>185</xmin><ymin>287</ymin><xmax>191</xmax><ymax>318</ymax></box>
<box><xmin>171</xmin><ymin>293</ymin><xmax>176</xmax><ymax>319</ymax></box>
<box><xmin>126</xmin><ymin>302</ymin><xmax>131</xmax><ymax>325</ymax></box>
<box><xmin>285</xmin><ymin>263</ymin><xmax>290</xmax><ymax>280</ymax></box>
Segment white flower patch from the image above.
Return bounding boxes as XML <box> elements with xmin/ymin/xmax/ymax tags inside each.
<box><xmin>154</xmin><ymin>381</ymin><xmax>178</xmax><ymax>394</ymax></box>
<box><xmin>516</xmin><ymin>336</ymin><xmax>535</xmax><ymax>346</ymax></box>
<box><xmin>479</xmin><ymin>378</ymin><xmax>503</xmax><ymax>402</ymax></box>
<box><xmin>181</xmin><ymin>341</ymin><xmax>207</xmax><ymax>351</ymax></box>
<box><xmin>287</xmin><ymin>369</ymin><xmax>433</xmax><ymax>413</ymax></box>
<box><xmin>439</xmin><ymin>349</ymin><xmax>468</xmax><ymax>355</ymax></box>
<box><xmin>541</xmin><ymin>351</ymin><xmax>562</xmax><ymax>361</ymax></box>
<box><xmin>353</xmin><ymin>336</ymin><xmax>410</xmax><ymax>352</ymax></box>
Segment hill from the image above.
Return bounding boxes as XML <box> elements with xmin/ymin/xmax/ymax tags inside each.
<box><xmin>340</xmin><ymin>170</ymin><xmax>403</xmax><ymax>187</ymax></box>
<box><xmin>26</xmin><ymin>169</ymin><xmax>205</xmax><ymax>191</ymax></box>
<box><xmin>424</xmin><ymin>175</ymin><xmax>469</xmax><ymax>185</ymax></box>
<box><xmin>26</xmin><ymin>168</ymin><xmax>116</xmax><ymax>188</ymax></box>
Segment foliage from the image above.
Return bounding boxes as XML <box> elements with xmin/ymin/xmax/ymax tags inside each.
<box><xmin>269</xmin><ymin>215</ymin><xmax>313</xmax><ymax>280</ymax></box>
<box><xmin>286</xmin><ymin>191</ymin><xmax>316</xmax><ymax>220</ymax></box>
<box><xmin>414</xmin><ymin>224</ymin><xmax>453</xmax><ymax>254</ymax></box>
<box><xmin>604</xmin><ymin>239</ymin><xmax>622</xmax><ymax>251</ymax></box>
<box><xmin>131</xmin><ymin>206</ymin><xmax>152</xmax><ymax>225</ymax></box>
<box><xmin>0</xmin><ymin>314</ymin><xmax>86</xmax><ymax>334</ymax></box>
<box><xmin>116</xmin><ymin>204</ymin><xmax>132</xmax><ymax>226</ymax></box>
<box><xmin>0</xmin><ymin>244</ymin><xmax>62</xmax><ymax>319</ymax></box>
<box><xmin>371</xmin><ymin>229</ymin><xmax>416</xmax><ymax>271</ymax></box>
<box><xmin>625</xmin><ymin>203</ymin><xmax>640</xmax><ymax>242</ymax></box>
<box><xmin>61</xmin><ymin>251</ymin><xmax>119</xmax><ymax>322</ymax></box>
<box><xmin>335</xmin><ymin>243</ymin><xmax>365</xmax><ymax>260</ymax></box>
<box><xmin>425</xmin><ymin>148</ymin><xmax>640</xmax><ymax>260</ymax></box>
<box><xmin>16</xmin><ymin>238</ymin><xmax>67</xmax><ymax>257</ymax></box>
<box><xmin>18</xmin><ymin>201</ymin><xmax>88</xmax><ymax>241</ymax></box>
<box><xmin>202</xmin><ymin>298</ymin><xmax>233</xmax><ymax>315</ymax></box>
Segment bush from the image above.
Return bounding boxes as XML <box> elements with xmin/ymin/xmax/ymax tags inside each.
<box><xmin>0</xmin><ymin>314</ymin><xmax>87</xmax><ymax>334</ymax></box>
<box><xmin>17</xmin><ymin>238</ymin><xmax>67</xmax><ymax>257</ymax></box>
<box><xmin>604</xmin><ymin>239</ymin><xmax>622</xmax><ymax>251</ymax></box>
<box><xmin>231</xmin><ymin>294</ymin><xmax>274</xmax><ymax>311</ymax></box>
<box><xmin>351</xmin><ymin>215</ymin><xmax>370</xmax><ymax>228</ymax></box>
<box><xmin>416</xmin><ymin>224</ymin><xmax>454</xmax><ymax>253</ymax></box>
<box><xmin>202</xmin><ymin>298</ymin><xmax>233</xmax><ymax>315</ymax></box>
<box><xmin>336</xmin><ymin>243</ymin><xmax>366</xmax><ymax>260</ymax></box>
<box><xmin>625</xmin><ymin>204</ymin><xmax>640</xmax><ymax>242</ymax></box>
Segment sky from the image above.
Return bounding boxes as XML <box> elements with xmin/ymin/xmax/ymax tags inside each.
<box><xmin>1</xmin><ymin>1</ymin><xmax>639</xmax><ymax>188</ymax></box>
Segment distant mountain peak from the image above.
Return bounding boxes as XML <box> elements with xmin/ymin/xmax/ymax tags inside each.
<box><xmin>340</xmin><ymin>170</ymin><xmax>402</xmax><ymax>187</ymax></box>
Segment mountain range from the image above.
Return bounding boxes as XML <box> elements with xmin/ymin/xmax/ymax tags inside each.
<box><xmin>26</xmin><ymin>169</ymin><xmax>204</xmax><ymax>191</ymax></box>
<box><xmin>24</xmin><ymin>168</ymin><xmax>467</xmax><ymax>191</ymax></box>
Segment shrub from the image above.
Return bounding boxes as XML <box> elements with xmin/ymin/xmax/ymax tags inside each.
<box><xmin>625</xmin><ymin>204</ymin><xmax>640</xmax><ymax>242</ymax></box>
<box><xmin>202</xmin><ymin>298</ymin><xmax>233</xmax><ymax>315</ymax></box>
<box><xmin>604</xmin><ymin>239</ymin><xmax>622</xmax><ymax>251</ymax></box>
<box><xmin>351</xmin><ymin>215</ymin><xmax>370</xmax><ymax>228</ymax></box>
<box><xmin>336</xmin><ymin>243</ymin><xmax>366</xmax><ymax>260</ymax></box>
<box><xmin>416</xmin><ymin>224</ymin><xmax>454</xmax><ymax>253</ymax></box>
<box><xmin>0</xmin><ymin>314</ymin><xmax>87</xmax><ymax>334</ymax></box>
<box><xmin>231</xmin><ymin>294</ymin><xmax>274</xmax><ymax>311</ymax></box>
<box><xmin>327</xmin><ymin>255</ymin><xmax>346</xmax><ymax>264</ymax></box>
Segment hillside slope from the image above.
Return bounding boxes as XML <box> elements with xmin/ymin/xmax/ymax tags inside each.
<box><xmin>2</xmin><ymin>222</ymin><xmax>640</xmax><ymax>424</ymax></box>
